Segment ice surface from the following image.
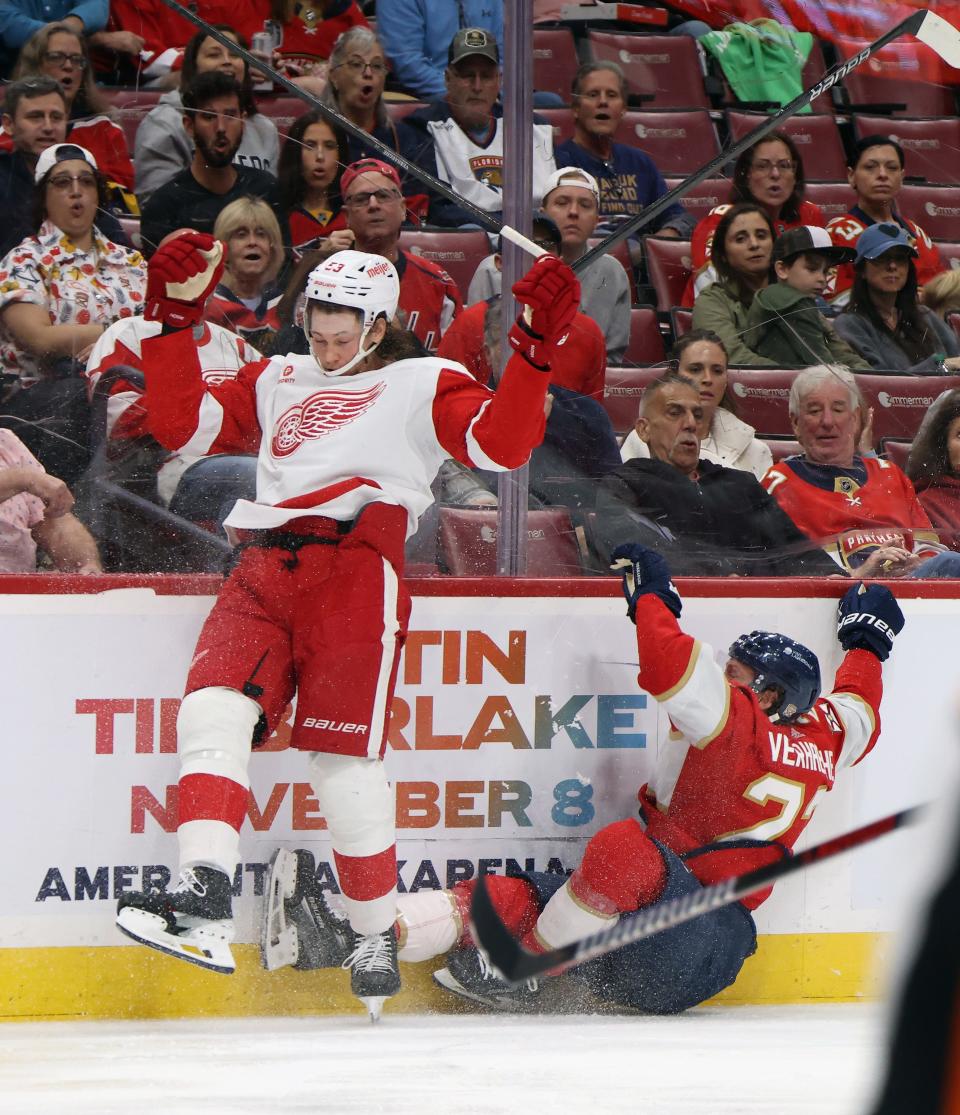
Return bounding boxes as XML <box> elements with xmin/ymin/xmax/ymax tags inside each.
<box><xmin>0</xmin><ymin>1003</ymin><xmax>885</xmax><ymax>1115</ymax></box>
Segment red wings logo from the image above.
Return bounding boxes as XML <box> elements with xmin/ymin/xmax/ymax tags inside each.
<box><xmin>271</xmin><ymin>382</ymin><xmax>386</xmax><ymax>458</ymax></box>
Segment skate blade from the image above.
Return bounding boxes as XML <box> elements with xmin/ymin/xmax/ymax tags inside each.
<box><xmin>117</xmin><ymin>907</ymin><xmax>236</xmax><ymax>975</ymax></box>
<box><xmin>260</xmin><ymin>849</ymin><xmax>300</xmax><ymax>971</ymax></box>
<box><xmin>432</xmin><ymin>967</ymin><xmax>507</xmax><ymax>1010</ymax></box>
<box><xmin>360</xmin><ymin>995</ymin><xmax>388</xmax><ymax>1023</ymax></box>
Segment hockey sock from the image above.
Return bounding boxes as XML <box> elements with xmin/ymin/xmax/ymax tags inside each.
<box><xmin>396</xmin><ymin>890</ymin><xmax>462</xmax><ymax>962</ymax></box>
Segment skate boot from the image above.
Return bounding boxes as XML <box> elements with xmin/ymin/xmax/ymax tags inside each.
<box><xmin>433</xmin><ymin>945</ymin><xmax>541</xmax><ymax>1010</ymax></box>
<box><xmin>342</xmin><ymin>927</ymin><xmax>401</xmax><ymax>1022</ymax></box>
<box><xmin>116</xmin><ymin>865</ymin><xmax>235</xmax><ymax>974</ymax></box>
<box><xmin>260</xmin><ymin>848</ymin><xmax>353</xmax><ymax>971</ymax></box>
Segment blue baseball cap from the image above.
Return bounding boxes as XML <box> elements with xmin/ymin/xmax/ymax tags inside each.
<box><xmin>855</xmin><ymin>222</ymin><xmax>918</xmax><ymax>262</ymax></box>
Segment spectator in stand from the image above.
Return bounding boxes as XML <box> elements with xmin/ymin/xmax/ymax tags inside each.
<box><xmin>762</xmin><ymin>365</ymin><xmax>960</xmax><ymax>577</ymax></box>
<box><xmin>339</xmin><ymin>158</ymin><xmax>461</xmax><ymax>352</ymax></box>
<box><xmin>270</xmin><ymin>0</ymin><xmax>367</xmax><ymax>82</ymax></box>
<box><xmin>439</xmin><ymin>216</ymin><xmax>607</xmax><ymax>401</ymax></box>
<box><xmin>833</xmin><ymin>224</ymin><xmax>960</xmax><ymax>376</ymax></box>
<box><xmin>0</xmin><ymin>429</ymin><xmax>101</xmax><ymax>571</ymax></box>
<box><xmin>377</xmin><ymin>0</ymin><xmax>502</xmax><ymax>102</ymax></box>
<box><xmin>827</xmin><ymin>136</ymin><xmax>944</xmax><ymax>309</ymax></box>
<box><xmin>921</xmin><ymin>270</ymin><xmax>960</xmax><ymax>321</ymax></box>
<box><xmin>540</xmin><ymin>167</ymin><xmax>629</xmax><ymax>364</ymax></box>
<box><xmin>0</xmin><ymin>76</ymin><xmax>128</xmax><ymax>257</ymax></box>
<box><xmin>905</xmin><ymin>389</ymin><xmax>960</xmax><ymax>552</ymax></box>
<box><xmin>620</xmin><ymin>330</ymin><xmax>773</xmax><ymax>481</ymax></box>
<box><xmin>0</xmin><ymin>143</ymin><xmax>146</xmax><ymax>483</ymax></box>
<box><xmin>0</xmin><ymin>0</ymin><xmax>107</xmax><ymax>78</ymax></box>
<box><xmin>139</xmin><ymin>72</ymin><xmax>285</xmax><ymax>256</ymax></box>
<box><xmin>686</xmin><ymin>133</ymin><xmax>823</xmax><ymax>305</ymax></box>
<box><xmin>554</xmin><ymin>61</ymin><xmax>692</xmax><ymax>261</ymax></box>
<box><xmin>467</xmin><ymin>212</ymin><xmax>563</xmax><ymax>303</ymax></box>
<box><xmin>205</xmin><ymin>198</ymin><xmax>285</xmax><ymax>353</ymax></box>
<box><xmin>134</xmin><ymin>27</ymin><xmax>281</xmax><ymax>205</ymax></box>
<box><xmin>10</xmin><ymin>23</ymin><xmax>136</xmax><ymax>211</ymax></box>
<box><xmin>691</xmin><ymin>203</ymin><xmax>775</xmax><ymax>366</ymax></box>
<box><xmin>397</xmin><ymin>28</ymin><xmax>556</xmax><ymax>227</ymax></box>
<box><xmin>278</xmin><ymin>109</ymin><xmax>350</xmax><ymax>254</ymax></box>
<box><xmin>592</xmin><ymin>372</ymin><xmax>836</xmax><ymax>575</ymax></box>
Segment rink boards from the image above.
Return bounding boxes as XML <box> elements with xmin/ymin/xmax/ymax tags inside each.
<box><xmin>1</xmin><ymin>575</ymin><xmax>954</xmax><ymax>1021</ymax></box>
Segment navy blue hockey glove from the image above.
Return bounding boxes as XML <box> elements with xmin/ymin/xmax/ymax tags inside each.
<box><xmin>837</xmin><ymin>582</ymin><xmax>904</xmax><ymax>662</ymax></box>
<box><xmin>610</xmin><ymin>543</ymin><xmax>682</xmax><ymax>622</ymax></box>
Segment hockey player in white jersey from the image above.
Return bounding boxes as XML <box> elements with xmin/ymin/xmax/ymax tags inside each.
<box><xmin>114</xmin><ymin>232</ymin><xmax>580</xmax><ymax>1019</ymax></box>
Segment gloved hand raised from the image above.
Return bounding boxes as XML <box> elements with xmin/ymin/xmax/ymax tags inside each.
<box><xmin>508</xmin><ymin>254</ymin><xmax>581</xmax><ymax>371</ymax></box>
<box><xmin>610</xmin><ymin>543</ymin><xmax>682</xmax><ymax>622</ymax></box>
<box><xmin>145</xmin><ymin>231</ymin><xmax>226</xmax><ymax>329</ymax></box>
<box><xmin>837</xmin><ymin>582</ymin><xmax>904</xmax><ymax>661</ymax></box>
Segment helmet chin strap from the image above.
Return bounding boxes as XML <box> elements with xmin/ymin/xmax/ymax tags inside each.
<box><xmin>314</xmin><ymin>327</ymin><xmax>382</xmax><ymax>378</ymax></box>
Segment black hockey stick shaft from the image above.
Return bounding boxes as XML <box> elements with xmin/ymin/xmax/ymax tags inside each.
<box><xmin>154</xmin><ymin>0</ymin><xmax>543</xmax><ymax>257</ymax></box>
<box><xmin>471</xmin><ymin>804</ymin><xmax>922</xmax><ymax>984</ymax></box>
<box><xmin>576</xmin><ymin>10</ymin><xmax>955</xmax><ymax>271</ymax></box>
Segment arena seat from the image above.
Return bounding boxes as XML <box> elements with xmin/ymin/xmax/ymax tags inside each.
<box><xmin>586</xmin><ymin>32</ymin><xmax>710</xmax><ymax>109</ymax></box>
<box><xmin>725</xmin><ymin>111</ymin><xmax>848</xmax><ymax>181</ymax></box>
<box><xmin>118</xmin><ymin>217</ymin><xmax>141</xmax><ymax>249</ymax></box>
<box><xmin>624</xmin><ymin>306</ymin><xmax>666</xmax><ymax>365</ymax></box>
<box><xmin>601</xmin><ymin>366</ymin><xmax>666</xmax><ymax>435</ymax></box>
<box><xmin>643</xmin><ymin>238</ymin><xmax>692</xmax><ymax>311</ymax></box>
<box><xmin>804</xmin><ymin>182</ymin><xmax>855</xmax><ymax>224</ymax></box>
<box><xmin>856</xmin><ymin>375</ymin><xmax>960</xmax><ymax>441</ymax></box>
<box><xmin>256</xmin><ymin>95</ymin><xmax>308</xmax><ymax>137</ymax></box>
<box><xmin>762</xmin><ymin>437</ymin><xmax>802</xmax><ymax>463</ymax></box>
<box><xmin>896</xmin><ymin>185</ymin><xmax>960</xmax><ymax>243</ymax></box>
<box><xmin>663</xmin><ymin>177</ymin><xmax>729</xmax><ymax>221</ymax></box>
<box><xmin>108</xmin><ymin>90</ymin><xmax>163</xmax><ymax>148</ymax></box>
<box><xmin>837</xmin><ymin>38</ymin><xmax>957</xmax><ymax>116</ymax></box>
<box><xmin>948</xmin><ymin>312</ymin><xmax>960</xmax><ymax>342</ymax></box>
<box><xmin>882</xmin><ymin>439</ymin><xmax>913</xmax><ymax>471</ymax></box>
<box><xmin>669</xmin><ymin>307</ymin><xmax>693</xmax><ymax>338</ymax></box>
<box><xmin>936</xmin><ymin>243</ymin><xmax>960</xmax><ymax>272</ymax></box>
<box><xmin>437</xmin><ymin>507</ymin><xmax>584</xmax><ymax>576</ymax></box>
<box><xmin>398</xmin><ymin>229</ymin><xmax>490</xmax><ymax>298</ymax></box>
<box><xmin>614</xmin><ymin>110</ymin><xmax>720</xmax><ymax>176</ymax></box>
<box><xmin>726</xmin><ymin>368</ymin><xmax>798</xmax><ymax>436</ymax></box>
<box><xmin>533</xmin><ymin>27</ymin><xmax>580</xmax><ymax>101</ymax></box>
<box><xmin>538</xmin><ymin>107</ymin><xmax>574</xmax><ymax>146</ymax></box>
<box><xmin>802</xmin><ymin>38</ymin><xmax>835</xmax><ymax>115</ymax></box>
<box><xmin>852</xmin><ymin>115</ymin><xmax>960</xmax><ymax>186</ymax></box>
<box><xmin>385</xmin><ymin>100</ymin><xmax>426</xmax><ymax>123</ymax></box>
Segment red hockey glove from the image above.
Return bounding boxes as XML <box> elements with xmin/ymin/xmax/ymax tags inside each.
<box><xmin>144</xmin><ymin>231</ymin><xmax>226</xmax><ymax>329</ymax></box>
<box><xmin>508</xmin><ymin>254</ymin><xmax>581</xmax><ymax>371</ymax></box>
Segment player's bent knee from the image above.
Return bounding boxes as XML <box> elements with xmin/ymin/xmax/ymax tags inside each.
<box><xmin>574</xmin><ymin>818</ymin><xmax>666</xmax><ymax>913</ymax></box>
<box><xmin>178</xmin><ymin>687</ymin><xmax>262</xmax><ymax>785</ymax></box>
<box><xmin>308</xmin><ymin>751</ymin><xmax>394</xmax><ymax>854</ymax></box>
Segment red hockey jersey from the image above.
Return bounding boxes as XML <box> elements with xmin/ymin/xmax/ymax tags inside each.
<box><xmin>396</xmin><ymin>248</ymin><xmax>462</xmax><ymax>352</ymax></box>
<box><xmin>634</xmin><ymin>595</ymin><xmax>883</xmax><ymax>908</ymax></box>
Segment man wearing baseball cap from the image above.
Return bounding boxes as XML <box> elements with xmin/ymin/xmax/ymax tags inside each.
<box><xmin>338</xmin><ymin>157</ymin><xmax>461</xmax><ymax>351</ymax></box>
<box><xmin>541</xmin><ymin>166</ymin><xmax>630</xmax><ymax>363</ymax></box>
<box><xmin>744</xmin><ymin>225</ymin><xmax>869</xmax><ymax>368</ymax></box>
<box><xmin>396</xmin><ymin>27</ymin><xmax>556</xmax><ymax>226</ymax></box>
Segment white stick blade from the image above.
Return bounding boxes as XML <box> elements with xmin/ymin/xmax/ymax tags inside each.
<box><xmin>913</xmin><ymin>11</ymin><xmax>960</xmax><ymax>69</ymax></box>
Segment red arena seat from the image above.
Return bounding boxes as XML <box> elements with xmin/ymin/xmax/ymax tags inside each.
<box><xmin>763</xmin><ymin>437</ymin><xmax>802</xmax><ymax>463</ymax></box>
<box><xmin>663</xmin><ymin>177</ymin><xmax>729</xmax><ymax>221</ymax></box>
<box><xmin>398</xmin><ymin>229</ymin><xmax>490</xmax><ymax>299</ymax></box>
<box><xmin>856</xmin><ymin>375</ymin><xmax>960</xmax><ymax>441</ymax></box>
<box><xmin>804</xmin><ymin>182</ymin><xmax>855</xmax><ymax>224</ymax></box>
<box><xmin>802</xmin><ymin>38</ymin><xmax>835</xmax><ymax>115</ymax></box>
<box><xmin>256</xmin><ymin>96</ymin><xmax>308</xmax><ymax>137</ymax></box>
<box><xmin>725</xmin><ymin>111</ymin><xmax>848</xmax><ymax>181</ymax></box>
<box><xmin>437</xmin><ymin>507</ymin><xmax>584</xmax><ymax>577</ymax></box>
<box><xmin>726</xmin><ymin>368</ymin><xmax>798</xmax><ymax>436</ymax></box>
<box><xmin>614</xmin><ymin>110</ymin><xmax>720</xmax><ymax>176</ymax></box>
<box><xmin>896</xmin><ymin>185</ymin><xmax>960</xmax><ymax>242</ymax></box>
<box><xmin>670</xmin><ymin>307</ymin><xmax>693</xmax><ymax>338</ymax></box>
<box><xmin>107</xmin><ymin>90</ymin><xmax>163</xmax><ymax>148</ymax></box>
<box><xmin>385</xmin><ymin>100</ymin><xmax>426</xmax><ymax>123</ymax></box>
<box><xmin>586</xmin><ymin>32</ymin><xmax>710</xmax><ymax>109</ymax></box>
<box><xmin>882</xmin><ymin>439</ymin><xmax>913</xmax><ymax>471</ymax></box>
<box><xmin>933</xmin><ymin>242</ymin><xmax>960</xmax><ymax>271</ymax></box>
<box><xmin>837</xmin><ymin>37</ymin><xmax>957</xmax><ymax>116</ymax></box>
<box><xmin>533</xmin><ymin>27</ymin><xmax>580</xmax><ymax>102</ymax></box>
<box><xmin>601</xmin><ymin>366</ymin><xmax>667</xmax><ymax>435</ymax></box>
<box><xmin>853</xmin><ymin>115</ymin><xmax>960</xmax><ymax>186</ymax></box>
<box><xmin>643</xmin><ymin>238</ymin><xmax>692</xmax><ymax>311</ymax></box>
<box><xmin>538</xmin><ymin>107</ymin><xmax>575</xmax><ymax>146</ymax></box>
<box><xmin>624</xmin><ymin>306</ymin><xmax>666</xmax><ymax>365</ymax></box>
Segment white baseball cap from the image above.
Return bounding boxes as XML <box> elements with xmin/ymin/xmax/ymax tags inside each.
<box><xmin>34</xmin><ymin>142</ymin><xmax>98</xmax><ymax>184</ymax></box>
<box><xmin>541</xmin><ymin>167</ymin><xmax>601</xmax><ymax>207</ymax></box>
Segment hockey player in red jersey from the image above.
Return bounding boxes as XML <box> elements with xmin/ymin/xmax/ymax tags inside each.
<box><xmin>264</xmin><ymin>544</ymin><xmax>903</xmax><ymax>1012</ymax></box>
<box><xmin>114</xmin><ymin>231</ymin><xmax>580</xmax><ymax>1019</ymax></box>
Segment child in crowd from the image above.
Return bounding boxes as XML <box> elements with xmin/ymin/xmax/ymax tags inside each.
<box><xmin>743</xmin><ymin>226</ymin><xmax>868</xmax><ymax>368</ymax></box>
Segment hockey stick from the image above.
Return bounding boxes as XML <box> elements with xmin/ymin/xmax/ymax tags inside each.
<box><xmin>470</xmin><ymin>804</ymin><xmax>922</xmax><ymax>984</ymax></box>
<box><xmin>576</xmin><ymin>10</ymin><xmax>960</xmax><ymax>271</ymax></box>
<box><xmin>154</xmin><ymin>0</ymin><xmax>545</xmax><ymax>259</ymax></box>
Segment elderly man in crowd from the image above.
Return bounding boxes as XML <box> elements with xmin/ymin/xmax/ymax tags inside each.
<box><xmin>397</xmin><ymin>27</ymin><xmax>556</xmax><ymax>226</ymax></box>
<box><xmin>827</xmin><ymin>135</ymin><xmax>944</xmax><ymax>307</ymax></box>
<box><xmin>763</xmin><ymin>364</ymin><xmax>960</xmax><ymax>577</ymax></box>
<box><xmin>593</xmin><ymin>372</ymin><xmax>835</xmax><ymax>575</ymax></box>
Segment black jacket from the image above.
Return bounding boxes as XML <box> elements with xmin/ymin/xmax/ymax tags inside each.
<box><xmin>593</xmin><ymin>457</ymin><xmax>838</xmax><ymax>576</ymax></box>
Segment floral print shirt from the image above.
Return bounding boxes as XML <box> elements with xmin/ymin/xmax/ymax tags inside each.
<box><xmin>0</xmin><ymin>221</ymin><xmax>146</xmax><ymax>385</ymax></box>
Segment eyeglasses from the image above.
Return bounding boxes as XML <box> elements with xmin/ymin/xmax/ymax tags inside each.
<box><xmin>43</xmin><ymin>51</ymin><xmax>87</xmax><ymax>68</ymax></box>
<box><xmin>337</xmin><ymin>57</ymin><xmax>387</xmax><ymax>75</ymax></box>
<box><xmin>47</xmin><ymin>172</ymin><xmax>97</xmax><ymax>191</ymax></box>
<box><xmin>344</xmin><ymin>188</ymin><xmax>402</xmax><ymax>208</ymax></box>
<box><xmin>751</xmin><ymin>159</ymin><xmax>796</xmax><ymax>174</ymax></box>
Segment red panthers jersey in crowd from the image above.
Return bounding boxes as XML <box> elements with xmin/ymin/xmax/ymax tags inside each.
<box><xmin>395</xmin><ymin>248</ymin><xmax>462</xmax><ymax>352</ymax></box>
<box><xmin>633</xmin><ymin>595</ymin><xmax>883</xmax><ymax>908</ymax></box>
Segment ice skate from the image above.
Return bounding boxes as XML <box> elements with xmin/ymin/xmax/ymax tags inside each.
<box><xmin>433</xmin><ymin>946</ymin><xmax>540</xmax><ymax>1010</ymax></box>
<box><xmin>342</xmin><ymin>927</ymin><xmax>400</xmax><ymax>1022</ymax></box>
<box><xmin>260</xmin><ymin>848</ymin><xmax>353</xmax><ymax>971</ymax></box>
<box><xmin>116</xmin><ymin>865</ymin><xmax>235</xmax><ymax>974</ymax></box>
